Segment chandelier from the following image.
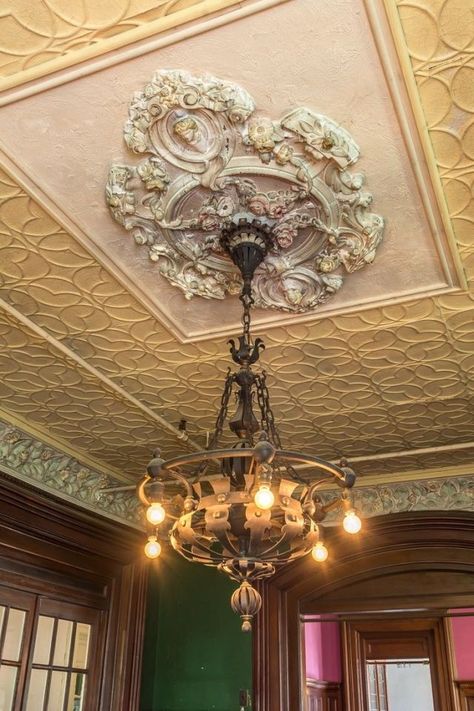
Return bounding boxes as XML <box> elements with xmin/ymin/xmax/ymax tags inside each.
<box><xmin>136</xmin><ymin>215</ymin><xmax>362</xmax><ymax>632</ymax></box>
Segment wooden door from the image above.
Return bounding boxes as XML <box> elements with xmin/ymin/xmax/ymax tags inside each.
<box><xmin>342</xmin><ymin>617</ymin><xmax>456</xmax><ymax>711</ymax></box>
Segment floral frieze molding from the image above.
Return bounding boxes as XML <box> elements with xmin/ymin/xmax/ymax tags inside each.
<box><xmin>106</xmin><ymin>70</ymin><xmax>385</xmax><ymax>312</ymax></box>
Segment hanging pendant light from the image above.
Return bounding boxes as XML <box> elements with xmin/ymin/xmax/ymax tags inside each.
<box><xmin>136</xmin><ymin>215</ymin><xmax>361</xmax><ymax>631</ymax></box>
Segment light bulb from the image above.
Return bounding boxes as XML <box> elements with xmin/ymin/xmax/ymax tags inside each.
<box><xmin>144</xmin><ymin>535</ymin><xmax>161</xmax><ymax>559</ymax></box>
<box><xmin>343</xmin><ymin>510</ymin><xmax>362</xmax><ymax>534</ymax></box>
<box><xmin>311</xmin><ymin>541</ymin><xmax>329</xmax><ymax>562</ymax></box>
<box><xmin>146</xmin><ymin>502</ymin><xmax>166</xmax><ymax>525</ymax></box>
<box><xmin>254</xmin><ymin>485</ymin><xmax>275</xmax><ymax>510</ymax></box>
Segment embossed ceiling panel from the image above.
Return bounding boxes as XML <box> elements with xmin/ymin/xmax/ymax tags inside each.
<box><xmin>0</xmin><ymin>0</ymin><xmax>461</xmax><ymax>341</ymax></box>
<box><xmin>0</xmin><ymin>0</ymin><xmax>472</xmax><ymax>490</ymax></box>
<box><xmin>0</xmin><ymin>303</ymin><xmax>199</xmax><ymax>477</ymax></box>
<box><xmin>0</xmin><ymin>0</ymin><xmax>258</xmax><ymax>91</ymax></box>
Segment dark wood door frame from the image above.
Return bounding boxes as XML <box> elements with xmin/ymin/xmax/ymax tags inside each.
<box><xmin>253</xmin><ymin>511</ymin><xmax>474</xmax><ymax>711</ymax></box>
<box><xmin>343</xmin><ymin>617</ymin><xmax>456</xmax><ymax>711</ymax></box>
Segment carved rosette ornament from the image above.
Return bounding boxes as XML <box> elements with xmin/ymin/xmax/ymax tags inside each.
<box><xmin>106</xmin><ymin>70</ymin><xmax>384</xmax><ymax>312</ymax></box>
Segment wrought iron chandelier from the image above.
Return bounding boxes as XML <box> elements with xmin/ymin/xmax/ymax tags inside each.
<box><xmin>137</xmin><ymin>215</ymin><xmax>362</xmax><ymax>632</ymax></box>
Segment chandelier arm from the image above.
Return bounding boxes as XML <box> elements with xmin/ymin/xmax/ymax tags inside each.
<box><xmin>305</xmin><ymin>477</ymin><xmax>342</xmax><ymax>503</ymax></box>
<box><xmin>160</xmin><ymin>448</ymin><xmax>352</xmax><ymax>488</ymax></box>
<box><xmin>136</xmin><ymin>475</ymin><xmax>151</xmax><ymax>506</ymax></box>
<box><xmin>276</xmin><ymin>450</ymin><xmax>354</xmax><ymax>487</ymax></box>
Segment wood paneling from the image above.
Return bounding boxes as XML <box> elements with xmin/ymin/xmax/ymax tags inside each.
<box><xmin>459</xmin><ymin>683</ymin><xmax>474</xmax><ymax>711</ymax></box>
<box><xmin>306</xmin><ymin>679</ymin><xmax>342</xmax><ymax>711</ymax></box>
<box><xmin>0</xmin><ymin>472</ymin><xmax>147</xmax><ymax>710</ymax></box>
<box><xmin>253</xmin><ymin>511</ymin><xmax>474</xmax><ymax>711</ymax></box>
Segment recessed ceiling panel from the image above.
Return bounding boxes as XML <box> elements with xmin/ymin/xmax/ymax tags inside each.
<box><xmin>0</xmin><ymin>0</ymin><xmax>462</xmax><ymax>341</ymax></box>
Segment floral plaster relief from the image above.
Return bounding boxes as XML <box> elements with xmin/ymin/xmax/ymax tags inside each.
<box><xmin>106</xmin><ymin>69</ymin><xmax>385</xmax><ymax>313</ymax></box>
<box><xmin>0</xmin><ymin>0</ymin><xmax>461</xmax><ymax>340</ymax></box>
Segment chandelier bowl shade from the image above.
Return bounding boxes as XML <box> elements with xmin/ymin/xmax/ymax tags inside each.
<box><xmin>137</xmin><ymin>445</ymin><xmax>357</xmax><ymax>629</ymax></box>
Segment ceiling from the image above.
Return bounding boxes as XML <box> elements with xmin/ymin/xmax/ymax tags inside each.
<box><xmin>0</xmin><ymin>0</ymin><xmax>472</xmax><ymax>522</ymax></box>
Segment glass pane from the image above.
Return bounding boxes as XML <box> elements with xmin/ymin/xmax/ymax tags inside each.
<box><xmin>72</xmin><ymin>625</ymin><xmax>90</xmax><ymax>670</ymax></box>
<box><xmin>385</xmin><ymin>662</ymin><xmax>434</xmax><ymax>711</ymax></box>
<box><xmin>47</xmin><ymin>671</ymin><xmax>67</xmax><ymax>711</ymax></box>
<box><xmin>33</xmin><ymin>616</ymin><xmax>55</xmax><ymax>665</ymax></box>
<box><xmin>65</xmin><ymin>673</ymin><xmax>86</xmax><ymax>711</ymax></box>
<box><xmin>53</xmin><ymin>620</ymin><xmax>73</xmax><ymax>667</ymax></box>
<box><xmin>0</xmin><ymin>665</ymin><xmax>18</xmax><ymax>711</ymax></box>
<box><xmin>2</xmin><ymin>608</ymin><xmax>26</xmax><ymax>661</ymax></box>
<box><xmin>25</xmin><ymin>668</ymin><xmax>48</xmax><ymax>711</ymax></box>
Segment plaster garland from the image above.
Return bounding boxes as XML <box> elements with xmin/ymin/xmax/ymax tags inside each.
<box><xmin>0</xmin><ymin>420</ymin><xmax>141</xmax><ymax>526</ymax></box>
<box><xmin>107</xmin><ymin>70</ymin><xmax>385</xmax><ymax>313</ymax></box>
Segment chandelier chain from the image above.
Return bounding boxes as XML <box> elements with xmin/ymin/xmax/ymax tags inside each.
<box><xmin>256</xmin><ymin>372</ymin><xmax>282</xmax><ymax>449</ymax></box>
<box><xmin>208</xmin><ymin>369</ymin><xmax>235</xmax><ymax>450</ymax></box>
<box><xmin>240</xmin><ymin>289</ymin><xmax>253</xmax><ymax>346</ymax></box>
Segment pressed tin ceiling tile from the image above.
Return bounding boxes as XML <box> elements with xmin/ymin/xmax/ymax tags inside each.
<box><xmin>0</xmin><ymin>0</ymin><xmax>472</xmax><ymax>491</ymax></box>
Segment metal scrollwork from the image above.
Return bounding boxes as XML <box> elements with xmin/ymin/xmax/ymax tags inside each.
<box><xmin>106</xmin><ymin>69</ymin><xmax>385</xmax><ymax>313</ymax></box>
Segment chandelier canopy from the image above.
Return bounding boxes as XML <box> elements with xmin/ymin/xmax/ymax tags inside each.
<box><xmin>137</xmin><ymin>215</ymin><xmax>361</xmax><ymax>631</ymax></box>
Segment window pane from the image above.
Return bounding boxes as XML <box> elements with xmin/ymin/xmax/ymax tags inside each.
<box><xmin>47</xmin><ymin>671</ymin><xmax>67</xmax><ymax>711</ymax></box>
<box><xmin>53</xmin><ymin>620</ymin><xmax>73</xmax><ymax>667</ymax></box>
<box><xmin>25</xmin><ymin>668</ymin><xmax>48</xmax><ymax>711</ymax></box>
<box><xmin>72</xmin><ymin>625</ymin><xmax>90</xmax><ymax>670</ymax></box>
<box><xmin>33</xmin><ymin>616</ymin><xmax>55</xmax><ymax>665</ymax></box>
<box><xmin>65</xmin><ymin>673</ymin><xmax>86</xmax><ymax>711</ymax></box>
<box><xmin>0</xmin><ymin>665</ymin><xmax>18</xmax><ymax>711</ymax></box>
<box><xmin>2</xmin><ymin>608</ymin><xmax>26</xmax><ymax>661</ymax></box>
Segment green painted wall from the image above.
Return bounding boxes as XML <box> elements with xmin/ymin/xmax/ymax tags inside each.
<box><xmin>140</xmin><ymin>552</ymin><xmax>253</xmax><ymax>711</ymax></box>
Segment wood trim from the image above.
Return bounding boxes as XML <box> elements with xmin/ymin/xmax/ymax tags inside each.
<box><xmin>253</xmin><ymin>511</ymin><xmax>474</xmax><ymax>711</ymax></box>
<box><xmin>0</xmin><ymin>471</ymin><xmax>147</xmax><ymax>710</ymax></box>
<box><xmin>342</xmin><ymin>618</ymin><xmax>456</xmax><ymax>711</ymax></box>
<box><xmin>306</xmin><ymin>679</ymin><xmax>342</xmax><ymax>711</ymax></box>
<box><xmin>458</xmin><ymin>683</ymin><xmax>474</xmax><ymax>711</ymax></box>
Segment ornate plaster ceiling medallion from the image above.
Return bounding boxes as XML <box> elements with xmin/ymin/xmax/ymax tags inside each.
<box><xmin>106</xmin><ymin>70</ymin><xmax>385</xmax><ymax>312</ymax></box>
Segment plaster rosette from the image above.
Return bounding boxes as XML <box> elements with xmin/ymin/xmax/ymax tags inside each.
<box><xmin>106</xmin><ymin>69</ymin><xmax>385</xmax><ymax>313</ymax></box>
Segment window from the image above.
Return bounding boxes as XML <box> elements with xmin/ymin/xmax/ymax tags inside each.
<box><xmin>0</xmin><ymin>587</ymin><xmax>99</xmax><ymax>711</ymax></box>
<box><xmin>367</xmin><ymin>663</ymin><xmax>388</xmax><ymax>711</ymax></box>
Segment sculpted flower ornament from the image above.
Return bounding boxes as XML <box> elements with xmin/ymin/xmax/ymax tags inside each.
<box><xmin>106</xmin><ymin>69</ymin><xmax>385</xmax><ymax>312</ymax></box>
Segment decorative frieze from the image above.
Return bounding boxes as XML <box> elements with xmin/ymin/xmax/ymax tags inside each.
<box><xmin>0</xmin><ymin>420</ymin><xmax>141</xmax><ymax>526</ymax></box>
<box><xmin>1</xmin><ymin>419</ymin><xmax>472</xmax><ymax>529</ymax></box>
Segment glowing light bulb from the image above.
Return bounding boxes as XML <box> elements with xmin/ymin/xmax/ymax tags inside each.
<box><xmin>311</xmin><ymin>541</ymin><xmax>329</xmax><ymax>562</ymax></box>
<box><xmin>146</xmin><ymin>502</ymin><xmax>166</xmax><ymax>525</ymax></box>
<box><xmin>343</xmin><ymin>510</ymin><xmax>362</xmax><ymax>534</ymax></box>
<box><xmin>144</xmin><ymin>535</ymin><xmax>161</xmax><ymax>559</ymax></box>
<box><xmin>254</xmin><ymin>485</ymin><xmax>275</xmax><ymax>510</ymax></box>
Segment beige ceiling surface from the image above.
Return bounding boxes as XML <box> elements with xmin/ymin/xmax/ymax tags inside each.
<box><xmin>0</xmin><ymin>0</ymin><xmax>473</xmax><ymax>484</ymax></box>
